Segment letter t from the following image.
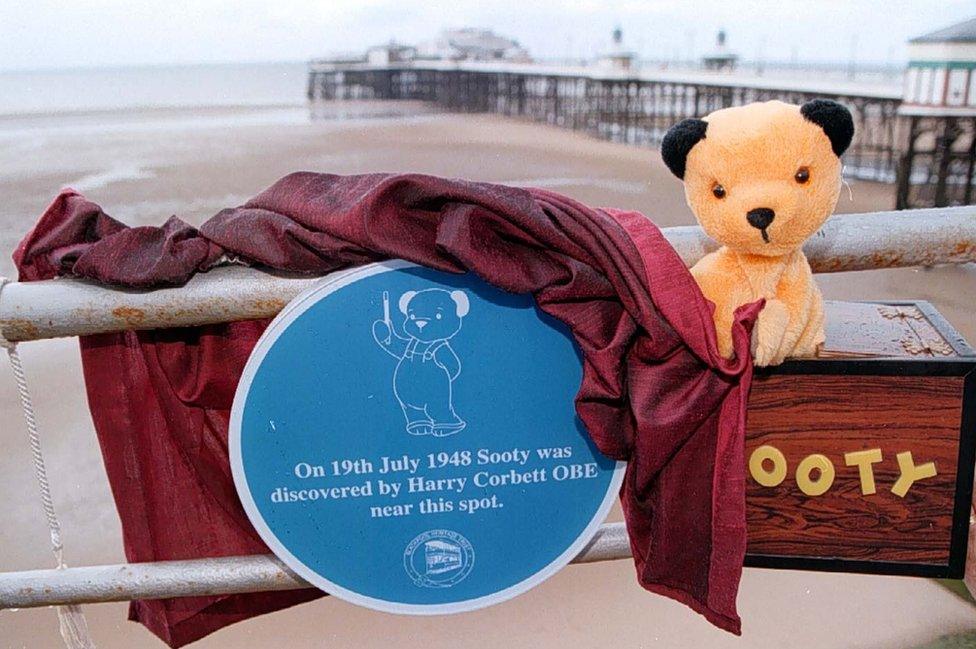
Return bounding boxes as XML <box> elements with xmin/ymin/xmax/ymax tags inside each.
<box><xmin>844</xmin><ymin>448</ymin><xmax>883</xmax><ymax>495</ymax></box>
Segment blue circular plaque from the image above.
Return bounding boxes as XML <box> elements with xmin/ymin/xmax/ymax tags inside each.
<box><xmin>230</xmin><ymin>261</ymin><xmax>624</xmax><ymax>614</ymax></box>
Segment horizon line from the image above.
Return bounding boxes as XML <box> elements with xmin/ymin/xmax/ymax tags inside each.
<box><xmin>1</xmin><ymin>55</ymin><xmax>910</xmax><ymax>76</ymax></box>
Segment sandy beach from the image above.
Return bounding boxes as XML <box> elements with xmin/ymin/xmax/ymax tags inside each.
<box><xmin>1</xmin><ymin>104</ymin><xmax>975</xmax><ymax>648</ymax></box>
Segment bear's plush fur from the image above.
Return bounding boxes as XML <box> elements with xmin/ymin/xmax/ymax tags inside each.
<box><xmin>662</xmin><ymin>99</ymin><xmax>854</xmax><ymax>366</ymax></box>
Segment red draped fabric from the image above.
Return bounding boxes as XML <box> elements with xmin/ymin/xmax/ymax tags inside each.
<box><xmin>14</xmin><ymin>173</ymin><xmax>759</xmax><ymax>646</ymax></box>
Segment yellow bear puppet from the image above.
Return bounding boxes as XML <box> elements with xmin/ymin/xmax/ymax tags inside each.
<box><xmin>661</xmin><ymin>99</ymin><xmax>855</xmax><ymax>366</ymax></box>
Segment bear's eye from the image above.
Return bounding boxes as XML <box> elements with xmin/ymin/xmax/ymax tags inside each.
<box><xmin>794</xmin><ymin>167</ymin><xmax>810</xmax><ymax>184</ymax></box>
<box><xmin>436</xmin><ymin>313</ymin><xmax>442</xmax><ymax>320</ymax></box>
<box><xmin>712</xmin><ymin>184</ymin><xmax>726</xmax><ymax>199</ymax></box>
<box><xmin>409</xmin><ymin>313</ymin><xmax>416</xmax><ymax>320</ymax></box>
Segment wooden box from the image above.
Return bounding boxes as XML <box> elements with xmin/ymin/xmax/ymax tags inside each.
<box><xmin>744</xmin><ymin>301</ymin><xmax>976</xmax><ymax>577</ymax></box>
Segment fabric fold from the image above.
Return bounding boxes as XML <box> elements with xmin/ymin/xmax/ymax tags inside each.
<box><xmin>15</xmin><ymin>173</ymin><xmax>758</xmax><ymax>646</ymax></box>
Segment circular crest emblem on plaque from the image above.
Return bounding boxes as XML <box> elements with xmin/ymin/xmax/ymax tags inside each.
<box><xmin>230</xmin><ymin>260</ymin><xmax>624</xmax><ymax>614</ymax></box>
<box><xmin>403</xmin><ymin>529</ymin><xmax>475</xmax><ymax>588</ymax></box>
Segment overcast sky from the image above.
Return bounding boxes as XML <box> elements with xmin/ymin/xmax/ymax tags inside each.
<box><xmin>1</xmin><ymin>0</ymin><xmax>973</xmax><ymax>71</ymax></box>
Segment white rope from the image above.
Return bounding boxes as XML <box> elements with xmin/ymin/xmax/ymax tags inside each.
<box><xmin>0</xmin><ymin>277</ymin><xmax>96</xmax><ymax>649</ymax></box>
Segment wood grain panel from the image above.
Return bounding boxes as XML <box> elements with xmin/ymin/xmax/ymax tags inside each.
<box><xmin>745</xmin><ymin>374</ymin><xmax>964</xmax><ymax>564</ymax></box>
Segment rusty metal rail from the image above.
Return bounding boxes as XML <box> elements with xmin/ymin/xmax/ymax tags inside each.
<box><xmin>2</xmin><ymin>207</ymin><xmax>974</xmax><ymax>343</ymax></box>
<box><xmin>0</xmin><ymin>522</ymin><xmax>630</xmax><ymax>609</ymax></box>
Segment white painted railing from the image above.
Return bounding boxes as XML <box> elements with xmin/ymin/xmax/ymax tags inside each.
<box><xmin>0</xmin><ymin>524</ymin><xmax>631</xmax><ymax>608</ymax></box>
<box><xmin>2</xmin><ymin>207</ymin><xmax>974</xmax><ymax>343</ymax></box>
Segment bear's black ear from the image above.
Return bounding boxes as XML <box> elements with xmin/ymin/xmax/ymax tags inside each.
<box><xmin>661</xmin><ymin>118</ymin><xmax>708</xmax><ymax>179</ymax></box>
<box><xmin>800</xmin><ymin>99</ymin><xmax>855</xmax><ymax>157</ymax></box>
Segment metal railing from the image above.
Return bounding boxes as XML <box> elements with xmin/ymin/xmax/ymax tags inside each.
<box><xmin>0</xmin><ymin>205</ymin><xmax>974</xmax><ymax>609</ymax></box>
<box><xmin>2</xmin><ymin>207</ymin><xmax>974</xmax><ymax>343</ymax></box>
<box><xmin>0</xmin><ymin>524</ymin><xmax>631</xmax><ymax>608</ymax></box>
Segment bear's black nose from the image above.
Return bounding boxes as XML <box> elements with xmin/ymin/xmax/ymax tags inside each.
<box><xmin>746</xmin><ymin>208</ymin><xmax>775</xmax><ymax>231</ymax></box>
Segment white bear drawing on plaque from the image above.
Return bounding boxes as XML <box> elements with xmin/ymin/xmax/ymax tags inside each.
<box><xmin>372</xmin><ymin>289</ymin><xmax>468</xmax><ymax>436</ymax></box>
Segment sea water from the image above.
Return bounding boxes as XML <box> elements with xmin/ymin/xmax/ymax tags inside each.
<box><xmin>0</xmin><ymin>61</ymin><xmax>308</xmax><ymax>116</ymax></box>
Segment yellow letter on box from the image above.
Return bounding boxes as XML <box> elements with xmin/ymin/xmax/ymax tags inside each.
<box><xmin>844</xmin><ymin>448</ymin><xmax>883</xmax><ymax>495</ymax></box>
<box><xmin>891</xmin><ymin>451</ymin><xmax>937</xmax><ymax>498</ymax></box>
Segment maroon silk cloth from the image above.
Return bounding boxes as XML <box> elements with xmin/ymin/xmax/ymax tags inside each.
<box><xmin>15</xmin><ymin>173</ymin><xmax>759</xmax><ymax>646</ymax></box>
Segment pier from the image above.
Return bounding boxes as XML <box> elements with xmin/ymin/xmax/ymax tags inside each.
<box><xmin>306</xmin><ymin>60</ymin><xmax>975</xmax><ymax>209</ymax></box>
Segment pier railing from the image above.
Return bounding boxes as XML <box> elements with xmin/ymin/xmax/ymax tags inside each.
<box><xmin>306</xmin><ymin>61</ymin><xmax>976</xmax><ymax>210</ymax></box>
<box><xmin>0</xmin><ymin>206</ymin><xmax>975</xmax><ymax>610</ymax></box>
<box><xmin>1</xmin><ymin>208</ymin><xmax>974</xmax><ymax>342</ymax></box>
<box><xmin>307</xmin><ymin>62</ymin><xmax>903</xmax><ymax>183</ymax></box>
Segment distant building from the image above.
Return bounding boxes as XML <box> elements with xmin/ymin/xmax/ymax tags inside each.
<box><xmin>595</xmin><ymin>26</ymin><xmax>637</xmax><ymax>71</ymax></box>
<box><xmin>312</xmin><ymin>28</ymin><xmax>530</xmax><ymax>67</ymax></box>
<box><xmin>902</xmin><ymin>17</ymin><xmax>976</xmax><ymax>112</ymax></box>
<box><xmin>366</xmin><ymin>42</ymin><xmax>418</xmax><ymax>66</ymax></box>
<box><xmin>701</xmin><ymin>31</ymin><xmax>738</xmax><ymax>72</ymax></box>
<box><xmin>415</xmin><ymin>28</ymin><xmax>531</xmax><ymax>62</ymax></box>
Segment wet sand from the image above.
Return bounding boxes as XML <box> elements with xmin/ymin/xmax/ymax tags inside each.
<box><xmin>0</xmin><ymin>106</ymin><xmax>974</xmax><ymax>648</ymax></box>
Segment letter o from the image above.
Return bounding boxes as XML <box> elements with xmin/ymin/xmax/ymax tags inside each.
<box><xmin>796</xmin><ymin>454</ymin><xmax>835</xmax><ymax>496</ymax></box>
<box><xmin>749</xmin><ymin>445</ymin><xmax>787</xmax><ymax>487</ymax></box>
